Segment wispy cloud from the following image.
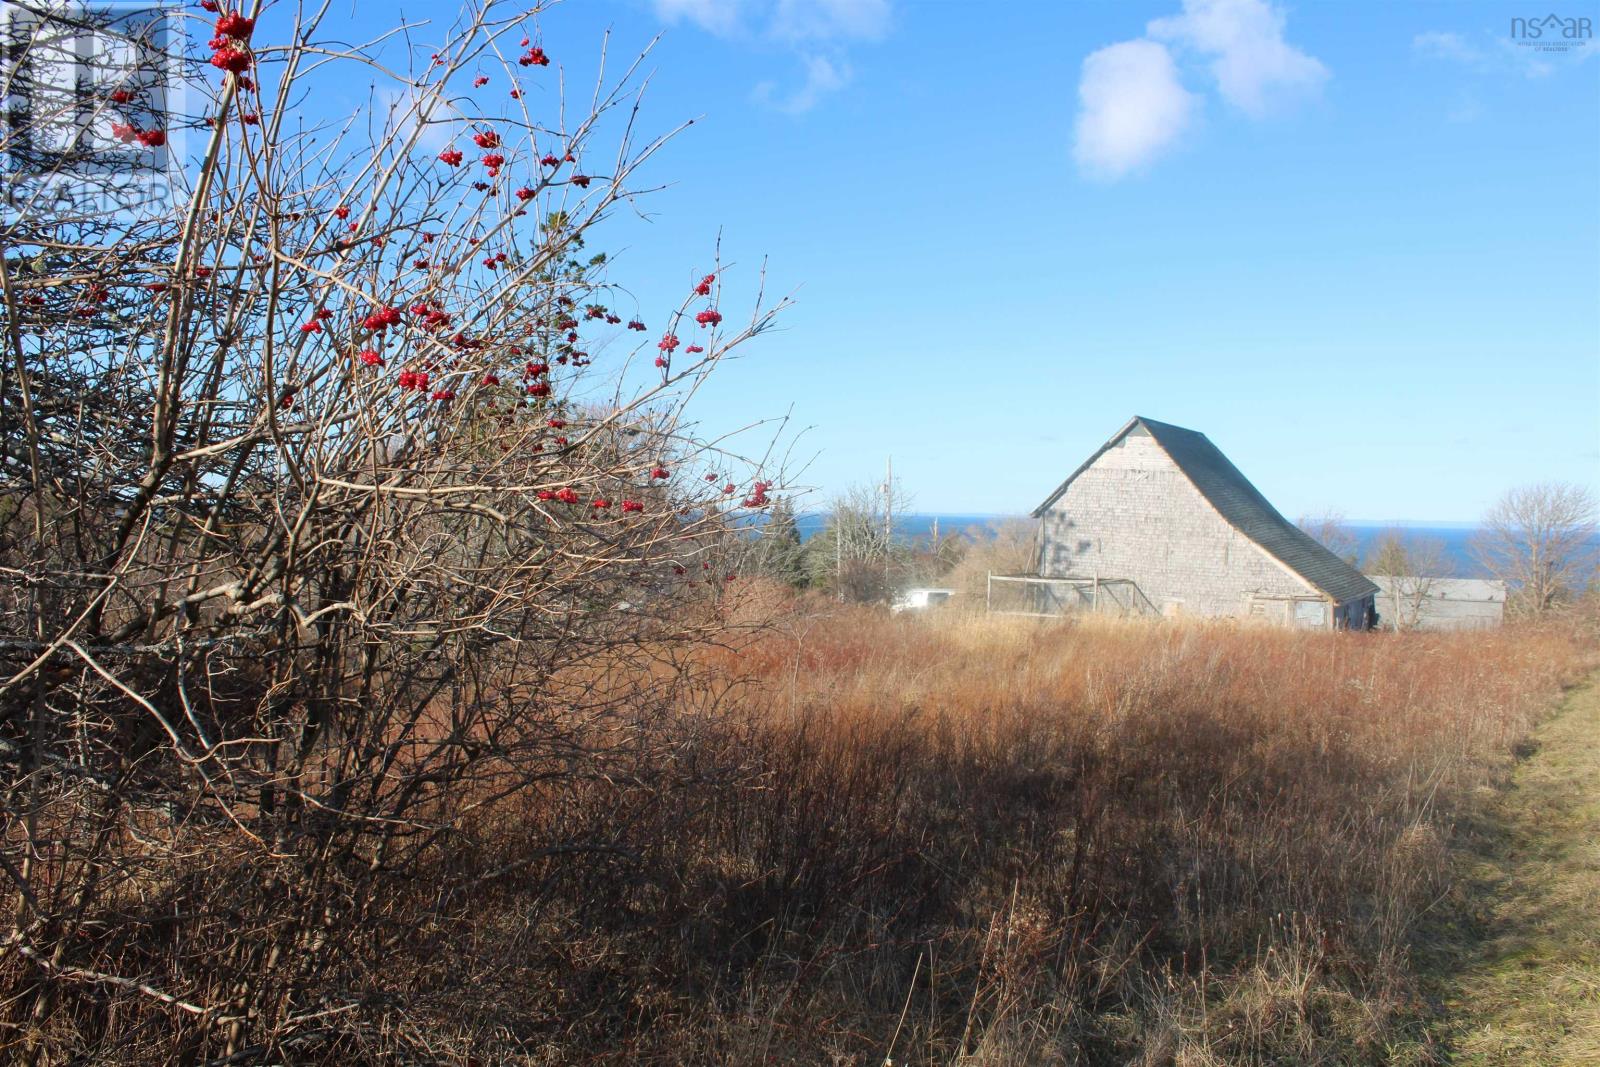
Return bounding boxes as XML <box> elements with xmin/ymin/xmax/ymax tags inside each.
<box><xmin>771</xmin><ymin>0</ymin><xmax>889</xmax><ymax>43</ymax></box>
<box><xmin>653</xmin><ymin>0</ymin><xmax>749</xmax><ymax>36</ymax></box>
<box><xmin>1072</xmin><ymin>0</ymin><xmax>1325</xmax><ymax>181</ymax></box>
<box><xmin>652</xmin><ymin>0</ymin><xmax>887</xmax><ymax>113</ymax></box>
<box><xmin>1413</xmin><ymin>30</ymin><xmax>1557</xmax><ymax>78</ymax></box>
<box><xmin>1074</xmin><ymin>40</ymin><xmax>1198</xmax><ymax>179</ymax></box>
<box><xmin>377</xmin><ymin>86</ymin><xmax>463</xmax><ymax>154</ymax></box>
<box><xmin>754</xmin><ymin>54</ymin><xmax>850</xmax><ymax>114</ymax></box>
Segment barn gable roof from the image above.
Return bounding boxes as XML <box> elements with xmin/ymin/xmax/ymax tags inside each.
<box><xmin>1031</xmin><ymin>416</ymin><xmax>1379</xmax><ymax>605</ymax></box>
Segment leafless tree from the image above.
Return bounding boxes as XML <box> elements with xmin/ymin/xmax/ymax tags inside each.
<box><xmin>1470</xmin><ymin>482</ymin><xmax>1599</xmax><ymax>616</ymax></box>
<box><xmin>1297</xmin><ymin>509</ymin><xmax>1361</xmax><ymax>567</ymax></box>
<box><xmin>804</xmin><ymin>478</ymin><xmax>912</xmax><ymax>603</ymax></box>
<box><xmin>941</xmin><ymin>519</ymin><xmax>1040</xmax><ymax>608</ymax></box>
<box><xmin>1365</xmin><ymin>529</ymin><xmax>1453</xmax><ymax>630</ymax></box>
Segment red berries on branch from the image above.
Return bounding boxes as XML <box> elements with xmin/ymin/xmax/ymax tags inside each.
<box><xmin>209</xmin><ymin>47</ymin><xmax>252</xmax><ymax>74</ymax></box>
<box><xmin>438</xmin><ymin>148</ymin><xmax>463</xmax><ymax>166</ymax></box>
<box><xmin>215</xmin><ymin>12</ymin><xmax>254</xmax><ymax>40</ymax></box>
<box><xmin>694</xmin><ymin>273</ymin><xmax>715</xmax><ymax>296</ymax></box>
<box><xmin>519</xmin><ymin>46</ymin><xmax>550</xmax><ymax>67</ymax></box>
<box><xmin>362</xmin><ymin>305</ymin><xmax>402</xmax><ymax>331</ymax></box>
<box><xmin>694</xmin><ymin>309</ymin><xmax>721</xmax><ymax>327</ymax></box>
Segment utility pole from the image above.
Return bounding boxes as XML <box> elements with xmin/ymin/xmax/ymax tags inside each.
<box><xmin>883</xmin><ymin>456</ymin><xmax>893</xmax><ymax>593</ymax></box>
<box><xmin>836</xmin><ymin>514</ymin><xmax>843</xmax><ymax>603</ymax></box>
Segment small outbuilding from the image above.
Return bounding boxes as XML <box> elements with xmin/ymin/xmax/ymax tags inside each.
<box><xmin>1000</xmin><ymin>416</ymin><xmax>1378</xmax><ymax>629</ymax></box>
<box><xmin>1369</xmin><ymin>576</ymin><xmax>1506</xmax><ymax>631</ymax></box>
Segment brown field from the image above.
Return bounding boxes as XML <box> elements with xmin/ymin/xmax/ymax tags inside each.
<box><xmin>405</xmin><ymin>596</ymin><xmax>1596</xmax><ymax>1064</ymax></box>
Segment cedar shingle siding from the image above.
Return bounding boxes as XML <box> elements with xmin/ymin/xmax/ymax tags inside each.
<box><xmin>1031</xmin><ymin>417</ymin><xmax>1378</xmax><ymax>628</ymax></box>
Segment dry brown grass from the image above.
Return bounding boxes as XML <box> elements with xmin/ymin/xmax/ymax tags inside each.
<box><xmin>10</xmin><ymin>595</ymin><xmax>1592</xmax><ymax>1063</ymax></box>
<box><xmin>409</xmin><ymin>600</ymin><xmax>1595</xmax><ymax>1064</ymax></box>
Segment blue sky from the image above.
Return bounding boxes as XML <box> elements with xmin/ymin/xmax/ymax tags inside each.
<box><xmin>329</xmin><ymin>0</ymin><xmax>1599</xmax><ymax>521</ymax></box>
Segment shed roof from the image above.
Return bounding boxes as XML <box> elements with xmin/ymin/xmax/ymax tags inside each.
<box><xmin>1370</xmin><ymin>576</ymin><xmax>1507</xmax><ymax>603</ymax></box>
<box><xmin>1032</xmin><ymin>416</ymin><xmax>1380</xmax><ymax>605</ymax></box>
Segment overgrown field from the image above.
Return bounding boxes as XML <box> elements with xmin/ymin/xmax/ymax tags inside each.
<box><xmin>7</xmin><ymin>599</ymin><xmax>1594</xmax><ymax>1064</ymax></box>
<box><xmin>424</xmin><ymin>601</ymin><xmax>1594</xmax><ymax>1064</ymax></box>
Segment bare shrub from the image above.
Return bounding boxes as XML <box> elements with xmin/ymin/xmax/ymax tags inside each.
<box><xmin>942</xmin><ymin>518</ymin><xmax>1041</xmax><ymax>608</ymax></box>
<box><xmin>0</xmin><ymin>4</ymin><xmax>784</xmax><ymax>1060</ymax></box>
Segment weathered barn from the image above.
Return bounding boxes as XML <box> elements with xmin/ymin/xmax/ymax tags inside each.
<box><xmin>1013</xmin><ymin>416</ymin><xmax>1378</xmax><ymax>629</ymax></box>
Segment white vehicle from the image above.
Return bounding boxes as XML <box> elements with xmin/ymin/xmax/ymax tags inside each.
<box><xmin>891</xmin><ymin>587</ymin><xmax>955</xmax><ymax>614</ymax></box>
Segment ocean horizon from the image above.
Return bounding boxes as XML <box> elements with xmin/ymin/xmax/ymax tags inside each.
<box><xmin>790</xmin><ymin>513</ymin><xmax>1527</xmax><ymax>579</ymax></box>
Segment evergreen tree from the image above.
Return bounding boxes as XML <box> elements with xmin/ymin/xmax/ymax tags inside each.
<box><xmin>750</xmin><ymin>497</ymin><xmax>806</xmax><ymax>586</ymax></box>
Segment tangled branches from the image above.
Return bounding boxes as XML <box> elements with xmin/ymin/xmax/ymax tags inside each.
<box><xmin>0</xmin><ymin>2</ymin><xmax>783</xmax><ymax>1059</ymax></box>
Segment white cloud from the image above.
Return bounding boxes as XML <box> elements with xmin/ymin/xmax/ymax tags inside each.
<box><xmin>1074</xmin><ymin>39</ymin><xmax>1198</xmax><ymax>179</ymax></box>
<box><xmin>1072</xmin><ymin>0</ymin><xmax>1323</xmax><ymax>180</ymax></box>
<box><xmin>653</xmin><ymin>0</ymin><xmax>748</xmax><ymax>36</ymax></box>
<box><xmin>771</xmin><ymin>0</ymin><xmax>890</xmax><ymax>42</ymax></box>
<box><xmin>754</xmin><ymin>53</ymin><xmax>851</xmax><ymax>113</ymax></box>
<box><xmin>652</xmin><ymin>0</ymin><xmax>888</xmax><ymax>41</ymax></box>
<box><xmin>1414</xmin><ymin>31</ymin><xmax>1481</xmax><ymax>65</ymax></box>
<box><xmin>1412</xmin><ymin>30</ymin><xmax>1560</xmax><ymax>78</ymax></box>
<box><xmin>654</xmin><ymin>0</ymin><xmax>887</xmax><ymax>114</ymax></box>
<box><xmin>1148</xmin><ymin>0</ymin><xmax>1327</xmax><ymax>116</ymax></box>
<box><xmin>377</xmin><ymin>86</ymin><xmax>463</xmax><ymax>154</ymax></box>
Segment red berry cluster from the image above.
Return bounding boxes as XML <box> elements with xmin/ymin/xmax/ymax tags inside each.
<box><xmin>207</xmin><ymin>12</ymin><xmax>254</xmax><ymax>75</ymax></box>
<box><xmin>362</xmin><ymin>305</ymin><xmax>402</xmax><ymax>332</ymax></box>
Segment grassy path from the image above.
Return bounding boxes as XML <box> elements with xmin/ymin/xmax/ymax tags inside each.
<box><xmin>1423</xmin><ymin>677</ymin><xmax>1600</xmax><ymax>1064</ymax></box>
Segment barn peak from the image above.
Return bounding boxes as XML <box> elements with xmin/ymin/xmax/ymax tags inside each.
<box><xmin>1033</xmin><ymin>417</ymin><xmax>1377</xmax><ymax>605</ymax></box>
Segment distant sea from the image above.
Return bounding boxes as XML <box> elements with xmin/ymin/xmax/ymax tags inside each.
<box><xmin>793</xmin><ymin>514</ymin><xmax>1507</xmax><ymax>579</ymax></box>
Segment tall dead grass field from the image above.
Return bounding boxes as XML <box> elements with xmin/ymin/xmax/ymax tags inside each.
<box><xmin>428</xmin><ymin>599</ymin><xmax>1596</xmax><ymax>1064</ymax></box>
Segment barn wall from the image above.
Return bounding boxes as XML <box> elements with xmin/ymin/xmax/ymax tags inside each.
<box><xmin>1038</xmin><ymin>431</ymin><xmax>1320</xmax><ymax>620</ymax></box>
